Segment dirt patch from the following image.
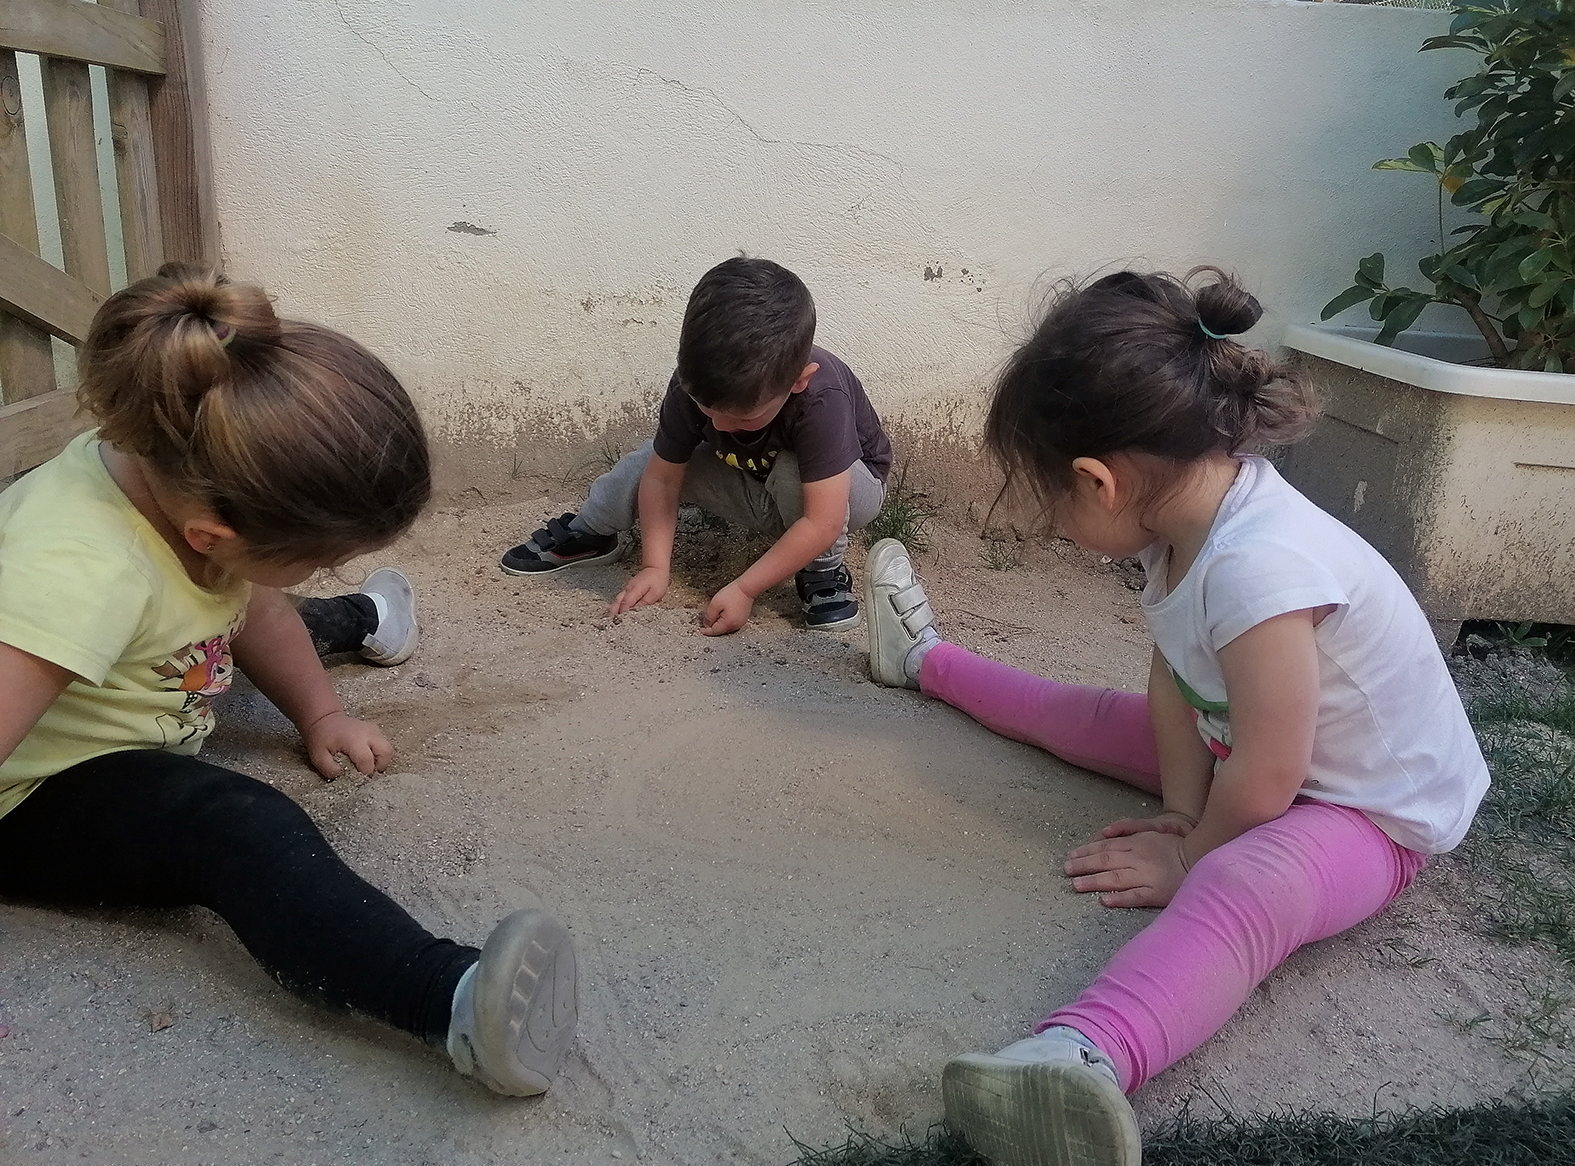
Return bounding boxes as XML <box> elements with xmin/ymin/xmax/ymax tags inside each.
<box><xmin>0</xmin><ymin>497</ymin><xmax>1567</xmax><ymax>1165</ymax></box>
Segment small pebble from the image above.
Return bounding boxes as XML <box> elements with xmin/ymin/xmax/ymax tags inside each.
<box><xmin>0</xmin><ymin>1024</ymin><xmax>9</xmax><ymax>1038</ymax></box>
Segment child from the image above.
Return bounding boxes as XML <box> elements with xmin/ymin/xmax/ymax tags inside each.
<box><xmin>863</xmin><ymin>269</ymin><xmax>1489</xmax><ymax>1166</ymax></box>
<box><xmin>0</xmin><ymin>265</ymin><xmax>577</xmax><ymax>1097</ymax></box>
<box><xmin>500</xmin><ymin>257</ymin><xmax>892</xmax><ymax>634</ymax></box>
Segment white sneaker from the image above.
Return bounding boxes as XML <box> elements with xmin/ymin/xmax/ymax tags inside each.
<box><xmin>943</xmin><ymin>1030</ymin><xmax>1141</xmax><ymax>1166</ymax></box>
<box><xmin>864</xmin><ymin>538</ymin><xmax>937</xmax><ymax>689</ymax></box>
<box><xmin>358</xmin><ymin>567</ymin><xmax>418</xmax><ymax>666</ymax></box>
<box><xmin>448</xmin><ymin>909</ymin><xmax>578</xmax><ymax>1096</ymax></box>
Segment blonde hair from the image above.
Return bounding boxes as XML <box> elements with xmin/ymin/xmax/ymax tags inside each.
<box><xmin>77</xmin><ymin>263</ymin><xmax>430</xmax><ymax>563</ymax></box>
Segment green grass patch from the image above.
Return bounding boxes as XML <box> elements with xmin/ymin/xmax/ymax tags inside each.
<box><xmin>863</xmin><ymin>466</ymin><xmax>934</xmax><ymax>554</ymax></box>
<box><xmin>1461</xmin><ymin>685</ymin><xmax>1575</xmax><ymax>967</ymax></box>
<box><xmin>786</xmin><ymin>1098</ymin><xmax>1575</xmax><ymax>1166</ymax></box>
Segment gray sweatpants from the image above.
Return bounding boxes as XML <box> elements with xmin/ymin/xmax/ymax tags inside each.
<box><xmin>577</xmin><ymin>440</ymin><xmax>886</xmax><ymax>574</ymax></box>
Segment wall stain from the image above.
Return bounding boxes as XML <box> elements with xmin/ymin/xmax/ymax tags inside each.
<box><xmin>448</xmin><ymin>221</ymin><xmax>498</xmax><ymax>236</ymax></box>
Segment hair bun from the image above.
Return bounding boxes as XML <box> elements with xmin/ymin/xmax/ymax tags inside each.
<box><xmin>1191</xmin><ymin>266</ymin><xmax>1262</xmax><ymax>338</ymax></box>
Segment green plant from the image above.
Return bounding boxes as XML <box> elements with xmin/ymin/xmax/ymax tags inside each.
<box><xmin>1498</xmin><ymin>619</ymin><xmax>1552</xmax><ymax>648</ymax></box>
<box><xmin>1322</xmin><ymin>1</ymin><xmax>1575</xmax><ymax>371</ymax></box>
<box><xmin>863</xmin><ymin>465</ymin><xmax>934</xmax><ymax>554</ymax></box>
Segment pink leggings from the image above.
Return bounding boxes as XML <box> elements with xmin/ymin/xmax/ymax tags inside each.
<box><xmin>921</xmin><ymin>641</ymin><xmax>1427</xmax><ymax>1094</ymax></box>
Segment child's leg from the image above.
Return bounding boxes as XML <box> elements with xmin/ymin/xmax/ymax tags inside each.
<box><xmin>765</xmin><ymin>455</ymin><xmax>885</xmax><ymax>573</ymax></box>
<box><xmin>1043</xmin><ymin>800</ymin><xmax>1428</xmax><ymax>1093</ymax></box>
<box><xmin>921</xmin><ymin>641</ymin><xmax>1162</xmax><ymax>793</ymax></box>
<box><xmin>574</xmin><ymin>440</ymin><xmax>658</xmax><ymax>534</ymax></box>
<box><xmin>0</xmin><ymin>751</ymin><xmax>474</xmax><ymax>1045</ymax></box>
<box><xmin>294</xmin><ymin>568</ymin><xmax>417</xmax><ymax>666</ymax></box>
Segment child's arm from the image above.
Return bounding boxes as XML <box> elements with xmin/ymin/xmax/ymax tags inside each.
<box><xmin>701</xmin><ymin>469</ymin><xmax>852</xmax><ymax>636</ymax></box>
<box><xmin>1066</xmin><ymin>608</ymin><xmax>1326</xmax><ymax>907</ymax></box>
<box><xmin>0</xmin><ymin>642</ymin><xmax>73</xmax><ymax>766</ymax></box>
<box><xmin>1181</xmin><ymin>608</ymin><xmax>1325</xmax><ymax>860</ymax></box>
<box><xmin>1098</xmin><ymin>648</ymin><xmax>1217</xmax><ymax>838</ymax></box>
<box><xmin>230</xmin><ymin>586</ymin><xmax>392</xmax><ymax>779</ymax></box>
<box><xmin>610</xmin><ymin>453</ymin><xmax>687</xmax><ymax>616</ymax></box>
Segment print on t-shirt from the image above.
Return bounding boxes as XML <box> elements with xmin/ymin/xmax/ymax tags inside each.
<box><xmin>1170</xmin><ymin>665</ymin><xmax>1233</xmax><ymax>760</ymax></box>
<box><xmin>152</xmin><ymin>615</ymin><xmax>243</xmax><ymax>747</ymax></box>
<box><xmin>718</xmin><ymin>447</ymin><xmax>781</xmax><ymax>480</ymax></box>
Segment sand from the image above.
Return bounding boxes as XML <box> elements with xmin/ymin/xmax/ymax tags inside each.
<box><xmin>1</xmin><ymin>494</ymin><xmax>1569</xmax><ymax>1166</ymax></box>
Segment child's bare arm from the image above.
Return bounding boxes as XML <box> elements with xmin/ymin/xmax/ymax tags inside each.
<box><xmin>231</xmin><ymin>586</ymin><xmax>391</xmax><ymax>778</ymax></box>
<box><xmin>701</xmin><ymin>469</ymin><xmax>852</xmax><ymax>636</ymax></box>
<box><xmin>1099</xmin><ymin>648</ymin><xmax>1216</xmax><ymax>838</ymax></box>
<box><xmin>611</xmin><ymin>453</ymin><xmax>687</xmax><ymax>616</ymax></box>
<box><xmin>1181</xmin><ymin>607</ymin><xmax>1329</xmax><ymax>864</ymax></box>
<box><xmin>0</xmin><ymin>642</ymin><xmax>72</xmax><ymax>768</ymax></box>
<box><xmin>1066</xmin><ymin>608</ymin><xmax>1327</xmax><ymax>908</ymax></box>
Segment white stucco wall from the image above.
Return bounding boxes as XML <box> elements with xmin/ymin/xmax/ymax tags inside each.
<box><xmin>195</xmin><ymin>0</ymin><xmax>1467</xmax><ymax>479</ymax></box>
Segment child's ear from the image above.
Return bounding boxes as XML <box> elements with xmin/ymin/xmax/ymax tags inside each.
<box><xmin>789</xmin><ymin>362</ymin><xmax>820</xmax><ymax>394</ymax></box>
<box><xmin>1070</xmin><ymin>456</ymin><xmax>1121</xmax><ymax>511</ymax></box>
<box><xmin>183</xmin><ymin>516</ymin><xmax>240</xmax><ymax>556</ymax></box>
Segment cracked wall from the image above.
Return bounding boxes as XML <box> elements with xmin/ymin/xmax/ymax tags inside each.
<box><xmin>196</xmin><ymin>0</ymin><xmax>1467</xmax><ymax>505</ymax></box>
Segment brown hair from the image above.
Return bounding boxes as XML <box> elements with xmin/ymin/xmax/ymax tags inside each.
<box><xmin>676</xmin><ymin>257</ymin><xmax>816</xmax><ymax>411</ymax></box>
<box><xmin>77</xmin><ymin>263</ymin><xmax>430</xmax><ymax>563</ymax></box>
<box><xmin>984</xmin><ymin>266</ymin><xmax>1318</xmax><ymax>509</ymax></box>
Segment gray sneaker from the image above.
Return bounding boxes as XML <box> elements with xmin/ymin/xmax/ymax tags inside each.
<box><xmin>943</xmin><ymin>1032</ymin><xmax>1140</xmax><ymax>1166</ymax></box>
<box><xmin>447</xmin><ymin>909</ymin><xmax>578</xmax><ymax>1096</ymax></box>
<box><xmin>358</xmin><ymin>567</ymin><xmax>419</xmax><ymax>666</ymax></box>
<box><xmin>864</xmin><ymin>538</ymin><xmax>936</xmax><ymax>688</ymax></box>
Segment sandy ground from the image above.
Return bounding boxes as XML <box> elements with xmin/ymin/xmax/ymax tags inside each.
<box><xmin>2</xmin><ymin>493</ymin><xmax>1571</xmax><ymax>1166</ymax></box>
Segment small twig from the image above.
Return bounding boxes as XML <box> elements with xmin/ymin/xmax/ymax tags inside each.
<box><xmin>958</xmin><ymin>608</ymin><xmax>1033</xmax><ymax>632</ymax></box>
<box><xmin>1450</xmin><ymin>289</ymin><xmax>1512</xmax><ymax>365</ymax></box>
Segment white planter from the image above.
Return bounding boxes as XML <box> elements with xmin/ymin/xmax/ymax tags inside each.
<box><xmin>1279</xmin><ymin>324</ymin><xmax>1575</xmax><ymax>626</ymax></box>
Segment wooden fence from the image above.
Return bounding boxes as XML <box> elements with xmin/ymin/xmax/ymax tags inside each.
<box><xmin>0</xmin><ymin>0</ymin><xmax>214</xmax><ymax>478</ymax></box>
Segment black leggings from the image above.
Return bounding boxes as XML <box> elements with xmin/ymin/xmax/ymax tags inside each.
<box><xmin>0</xmin><ymin>750</ymin><xmax>476</xmax><ymax>1045</ymax></box>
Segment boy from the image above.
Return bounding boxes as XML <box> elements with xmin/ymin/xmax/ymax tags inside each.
<box><xmin>501</xmin><ymin>257</ymin><xmax>891</xmax><ymax>635</ymax></box>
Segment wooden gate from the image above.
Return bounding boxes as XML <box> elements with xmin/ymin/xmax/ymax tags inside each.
<box><xmin>0</xmin><ymin>0</ymin><xmax>215</xmax><ymax>478</ymax></box>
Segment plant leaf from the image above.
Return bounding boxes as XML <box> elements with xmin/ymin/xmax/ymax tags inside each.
<box><xmin>1356</xmin><ymin>253</ymin><xmax>1386</xmax><ymax>287</ymax></box>
<box><xmin>1520</xmin><ymin>247</ymin><xmax>1557</xmax><ymax>281</ymax></box>
<box><xmin>1374</xmin><ymin>296</ymin><xmax>1430</xmax><ymax>346</ymax></box>
<box><xmin>1321</xmin><ymin>286</ymin><xmax>1376</xmax><ymax>320</ymax></box>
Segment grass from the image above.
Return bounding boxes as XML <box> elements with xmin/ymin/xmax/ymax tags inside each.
<box><xmin>863</xmin><ymin>465</ymin><xmax>934</xmax><ymax>554</ymax></box>
<box><xmin>1459</xmin><ymin>684</ymin><xmax>1575</xmax><ymax>967</ymax></box>
<box><xmin>785</xmin><ymin>1099</ymin><xmax>1575</xmax><ymax>1166</ymax></box>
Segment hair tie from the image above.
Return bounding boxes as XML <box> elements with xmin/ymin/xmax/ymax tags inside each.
<box><xmin>1197</xmin><ymin>319</ymin><xmax>1229</xmax><ymax>342</ymax></box>
<box><xmin>211</xmin><ymin>321</ymin><xmax>236</xmax><ymax>347</ymax></box>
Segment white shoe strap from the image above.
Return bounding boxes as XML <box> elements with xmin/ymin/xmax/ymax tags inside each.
<box><xmin>898</xmin><ymin>599</ymin><xmax>935</xmax><ymax>637</ymax></box>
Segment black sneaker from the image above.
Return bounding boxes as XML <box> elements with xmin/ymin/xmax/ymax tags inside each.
<box><xmin>796</xmin><ymin>564</ymin><xmax>861</xmax><ymax>631</ymax></box>
<box><xmin>500</xmin><ymin>513</ymin><xmax>624</xmax><ymax>576</ymax></box>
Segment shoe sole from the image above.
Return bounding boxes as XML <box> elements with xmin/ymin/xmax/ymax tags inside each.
<box><xmin>499</xmin><ymin>538</ymin><xmax>626</xmax><ymax>578</ymax></box>
<box><xmin>472</xmin><ymin>909</ymin><xmax>578</xmax><ymax>1096</ymax></box>
<box><xmin>864</xmin><ymin>538</ymin><xmax>916</xmax><ymax>687</ymax></box>
<box><xmin>943</xmin><ymin>1055</ymin><xmax>1141</xmax><ymax>1166</ymax></box>
<box><xmin>359</xmin><ymin>567</ymin><xmax>418</xmax><ymax>666</ymax></box>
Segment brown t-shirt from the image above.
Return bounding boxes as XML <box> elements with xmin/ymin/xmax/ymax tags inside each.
<box><xmin>651</xmin><ymin>346</ymin><xmax>893</xmax><ymax>484</ymax></box>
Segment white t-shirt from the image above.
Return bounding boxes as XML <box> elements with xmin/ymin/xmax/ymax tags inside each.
<box><xmin>1138</xmin><ymin>457</ymin><xmax>1488</xmax><ymax>854</ymax></box>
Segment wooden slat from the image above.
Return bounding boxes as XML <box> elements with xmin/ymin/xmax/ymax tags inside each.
<box><xmin>0</xmin><ymin>49</ymin><xmax>58</xmax><ymax>404</ymax></box>
<box><xmin>0</xmin><ymin>0</ymin><xmax>165</xmax><ymax>76</ymax></box>
<box><xmin>0</xmin><ymin>387</ymin><xmax>86</xmax><ymax>478</ymax></box>
<box><xmin>0</xmin><ymin>231</ymin><xmax>103</xmax><ymax>343</ymax></box>
<box><xmin>42</xmin><ymin>56</ymin><xmax>114</xmax><ymax>297</ymax></box>
<box><xmin>103</xmin><ymin>1</ymin><xmax>163</xmax><ymax>280</ymax></box>
<box><xmin>142</xmin><ymin>0</ymin><xmax>215</xmax><ymax>266</ymax></box>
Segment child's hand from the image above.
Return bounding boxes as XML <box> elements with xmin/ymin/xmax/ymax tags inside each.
<box><xmin>701</xmin><ymin>582</ymin><xmax>755</xmax><ymax>636</ymax></box>
<box><xmin>611</xmin><ymin>567</ymin><xmax>670</xmax><ymax>616</ymax></box>
<box><xmin>1064</xmin><ymin>830</ymin><xmax>1189</xmax><ymax>908</ymax></box>
<box><xmin>1098</xmin><ymin>810</ymin><xmax>1197</xmax><ymax>840</ymax></box>
<box><xmin>303</xmin><ymin>711</ymin><xmax>392</xmax><ymax>779</ymax></box>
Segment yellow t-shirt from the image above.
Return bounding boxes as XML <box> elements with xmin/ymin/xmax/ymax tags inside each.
<box><xmin>0</xmin><ymin>431</ymin><xmax>250</xmax><ymax>820</ymax></box>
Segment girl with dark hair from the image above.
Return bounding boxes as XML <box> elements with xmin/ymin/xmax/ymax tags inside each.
<box><xmin>0</xmin><ymin>264</ymin><xmax>576</xmax><ymax>1096</ymax></box>
<box><xmin>864</xmin><ymin>268</ymin><xmax>1488</xmax><ymax>1166</ymax></box>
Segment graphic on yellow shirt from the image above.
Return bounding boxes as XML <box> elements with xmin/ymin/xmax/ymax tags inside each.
<box><xmin>717</xmin><ymin>448</ymin><xmax>780</xmax><ymax>480</ymax></box>
<box><xmin>151</xmin><ymin>619</ymin><xmax>241</xmax><ymax>748</ymax></box>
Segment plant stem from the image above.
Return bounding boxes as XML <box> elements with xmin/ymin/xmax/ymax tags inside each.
<box><xmin>1451</xmin><ymin>290</ymin><xmax>1513</xmax><ymax>365</ymax></box>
